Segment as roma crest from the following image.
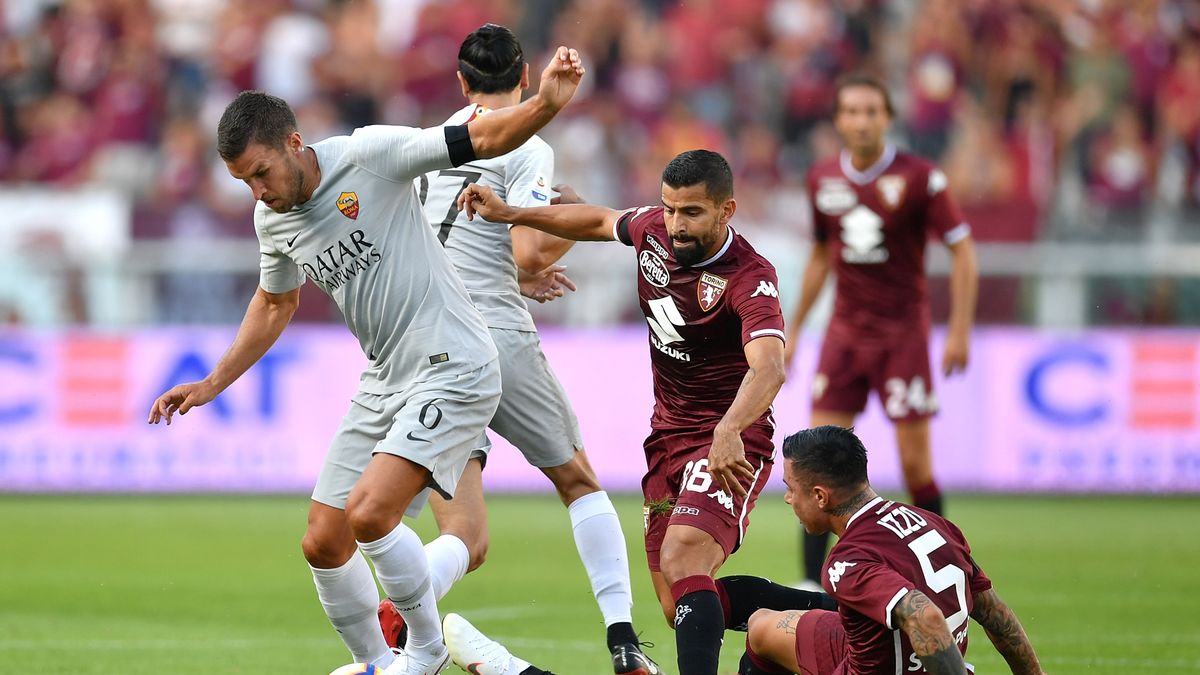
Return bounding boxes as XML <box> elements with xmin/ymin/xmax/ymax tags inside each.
<box><xmin>697</xmin><ymin>272</ymin><xmax>728</xmax><ymax>312</ymax></box>
<box><xmin>336</xmin><ymin>191</ymin><xmax>360</xmax><ymax>220</ymax></box>
<box><xmin>876</xmin><ymin>176</ymin><xmax>906</xmax><ymax>210</ymax></box>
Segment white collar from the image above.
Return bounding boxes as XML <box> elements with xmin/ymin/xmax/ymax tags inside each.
<box><xmin>692</xmin><ymin>226</ymin><xmax>734</xmax><ymax>268</ymax></box>
<box><xmin>840</xmin><ymin>144</ymin><xmax>897</xmax><ymax>185</ymax></box>
<box><xmin>845</xmin><ymin>495</ymin><xmax>885</xmax><ymax>529</ymax></box>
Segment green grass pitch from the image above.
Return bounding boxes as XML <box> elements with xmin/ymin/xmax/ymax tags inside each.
<box><xmin>1</xmin><ymin>493</ymin><xmax>1197</xmax><ymax>674</ymax></box>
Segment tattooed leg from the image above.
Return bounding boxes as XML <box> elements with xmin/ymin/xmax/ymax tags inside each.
<box><xmin>743</xmin><ymin>609</ymin><xmax>805</xmax><ymax>674</ymax></box>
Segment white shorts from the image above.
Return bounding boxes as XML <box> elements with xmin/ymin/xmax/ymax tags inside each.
<box><xmin>312</xmin><ymin>361</ymin><xmax>501</xmax><ymax>517</ymax></box>
<box><xmin>470</xmin><ymin>328</ymin><xmax>584</xmax><ymax>469</ymax></box>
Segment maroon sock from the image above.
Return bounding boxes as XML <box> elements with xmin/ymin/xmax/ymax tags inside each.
<box><xmin>912</xmin><ymin>480</ymin><xmax>943</xmax><ymax>515</ymax></box>
<box><xmin>671</xmin><ymin>575</ymin><xmax>724</xmax><ymax>675</ymax></box>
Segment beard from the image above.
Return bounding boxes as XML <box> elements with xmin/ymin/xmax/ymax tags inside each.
<box><xmin>268</xmin><ymin>159</ymin><xmax>309</xmax><ymax>212</ymax></box>
<box><xmin>671</xmin><ymin>236</ymin><xmax>707</xmax><ymax>267</ymax></box>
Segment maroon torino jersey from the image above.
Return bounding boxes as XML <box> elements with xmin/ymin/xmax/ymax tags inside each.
<box><xmin>614</xmin><ymin>206</ymin><xmax>785</xmax><ymax>432</ymax></box>
<box><xmin>807</xmin><ymin>146</ymin><xmax>969</xmax><ymax>341</ymax></box>
<box><xmin>823</xmin><ymin>497</ymin><xmax>992</xmax><ymax>674</ymax></box>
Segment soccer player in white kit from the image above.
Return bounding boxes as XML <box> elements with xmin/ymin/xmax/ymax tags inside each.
<box><xmin>147</xmin><ymin>47</ymin><xmax>585</xmax><ymax>675</ymax></box>
<box><xmin>376</xmin><ymin>24</ymin><xmax>660</xmax><ymax>675</ymax></box>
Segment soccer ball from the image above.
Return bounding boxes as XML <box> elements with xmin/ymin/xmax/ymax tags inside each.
<box><xmin>329</xmin><ymin>664</ymin><xmax>381</xmax><ymax>675</ymax></box>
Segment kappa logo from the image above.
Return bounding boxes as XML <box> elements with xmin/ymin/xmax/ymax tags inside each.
<box><xmin>672</xmin><ymin>505</ymin><xmax>701</xmax><ymax>517</ymax></box>
<box><xmin>750</xmin><ymin>280</ymin><xmax>778</xmax><ymax>298</ymax></box>
<box><xmin>928</xmin><ymin>168</ymin><xmax>948</xmax><ymax>196</ymax></box>
<box><xmin>645</xmin><ymin>234</ymin><xmax>670</xmax><ymax>259</ymax></box>
<box><xmin>708</xmin><ymin>489</ymin><xmax>735</xmax><ymax>513</ymax></box>
<box><xmin>698</xmin><ymin>272</ymin><xmax>728</xmax><ymax>311</ymax></box>
<box><xmin>812</xmin><ymin>373</ymin><xmax>829</xmax><ymax>400</ymax></box>
<box><xmin>827</xmin><ymin>560</ymin><xmax>858</xmax><ymax>592</ymax></box>
<box><xmin>674</xmin><ymin>604</ymin><xmax>692</xmax><ymax>627</ymax></box>
<box><xmin>639</xmin><ymin>249</ymin><xmax>670</xmax><ymax>287</ymax></box>
<box><xmin>336</xmin><ymin>191</ymin><xmax>360</xmax><ymax>220</ymax></box>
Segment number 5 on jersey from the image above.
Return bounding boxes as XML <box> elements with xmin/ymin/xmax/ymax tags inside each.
<box><xmin>647</xmin><ymin>296</ymin><xmax>687</xmax><ymax>345</ymax></box>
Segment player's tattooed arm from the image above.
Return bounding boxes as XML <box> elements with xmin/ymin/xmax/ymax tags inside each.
<box><xmin>970</xmin><ymin>588</ymin><xmax>1045</xmax><ymax>675</ymax></box>
<box><xmin>894</xmin><ymin>590</ymin><xmax>967</xmax><ymax>675</ymax></box>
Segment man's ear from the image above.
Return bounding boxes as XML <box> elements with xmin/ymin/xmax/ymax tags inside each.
<box><xmin>813</xmin><ymin>484</ymin><xmax>830</xmax><ymax>511</ymax></box>
<box><xmin>287</xmin><ymin>130</ymin><xmax>304</xmax><ymax>154</ymax></box>
<box><xmin>720</xmin><ymin>197</ymin><xmax>737</xmax><ymax>225</ymax></box>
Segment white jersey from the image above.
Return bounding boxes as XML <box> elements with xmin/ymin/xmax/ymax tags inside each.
<box><xmin>419</xmin><ymin>103</ymin><xmax>554</xmax><ymax>332</ymax></box>
<box><xmin>255</xmin><ymin>124</ymin><xmax>497</xmax><ymax>394</ymax></box>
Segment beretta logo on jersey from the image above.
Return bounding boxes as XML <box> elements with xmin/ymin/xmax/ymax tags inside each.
<box><xmin>697</xmin><ymin>272</ymin><xmax>727</xmax><ymax>311</ymax></box>
<box><xmin>815</xmin><ymin>178</ymin><xmax>856</xmax><ymax>215</ymax></box>
<box><xmin>336</xmin><ymin>191</ymin><xmax>360</xmax><ymax>220</ymax></box>
<box><xmin>639</xmin><ymin>249</ymin><xmax>670</xmax><ymax>287</ymax></box>
<box><xmin>877</xmin><ymin>175</ymin><xmax>906</xmax><ymax>209</ymax></box>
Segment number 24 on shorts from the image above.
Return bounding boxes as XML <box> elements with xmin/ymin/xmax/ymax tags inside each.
<box><xmin>884</xmin><ymin>377</ymin><xmax>938</xmax><ymax>418</ymax></box>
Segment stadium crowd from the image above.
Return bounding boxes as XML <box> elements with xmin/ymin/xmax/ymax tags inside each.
<box><xmin>2</xmin><ymin>0</ymin><xmax>1199</xmax><ymax>323</ymax></box>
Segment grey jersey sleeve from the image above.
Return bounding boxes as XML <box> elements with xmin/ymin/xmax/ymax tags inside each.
<box><xmin>350</xmin><ymin>125</ymin><xmax>454</xmax><ymax>182</ymax></box>
<box><xmin>255</xmin><ymin>206</ymin><xmax>305</xmax><ymax>293</ymax></box>
<box><xmin>505</xmin><ymin>138</ymin><xmax>555</xmax><ymax>209</ymax></box>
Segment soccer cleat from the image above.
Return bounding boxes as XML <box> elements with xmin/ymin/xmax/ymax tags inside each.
<box><xmin>443</xmin><ymin>612</ymin><xmax>519</xmax><ymax>675</ymax></box>
<box><xmin>378</xmin><ymin>598</ymin><xmax>409</xmax><ymax>649</ymax></box>
<box><xmin>380</xmin><ymin>646</ymin><xmax>451</xmax><ymax>675</ymax></box>
<box><xmin>611</xmin><ymin>642</ymin><xmax>663</xmax><ymax>675</ymax></box>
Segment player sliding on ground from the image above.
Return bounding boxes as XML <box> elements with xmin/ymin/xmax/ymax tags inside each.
<box><xmin>147</xmin><ymin>45</ymin><xmax>585</xmax><ymax>675</ymax></box>
<box><xmin>377</xmin><ymin>23</ymin><xmax>660</xmax><ymax>675</ymax></box>
<box><xmin>441</xmin><ymin>426</ymin><xmax>1046</xmax><ymax>675</ymax></box>
<box><xmin>458</xmin><ymin>150</ymin><xmax>832</xmax><ymax>675</ymax></box>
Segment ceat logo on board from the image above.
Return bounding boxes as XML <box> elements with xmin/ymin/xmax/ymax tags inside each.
<box><xmin>336</xmin><ymin>192</ymin><xmax>360</xmax><ymax>220</ymax></box>
<box><xmin>697</xmin><ymin>272</ymin><xmax>727</xmax><ymax>311</ymax></box>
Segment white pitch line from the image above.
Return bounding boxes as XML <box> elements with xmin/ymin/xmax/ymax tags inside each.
<box><xmin>1038</xmin><ymin>655</ymin><xmax>1200</xmax><ymax>670</ymax></box>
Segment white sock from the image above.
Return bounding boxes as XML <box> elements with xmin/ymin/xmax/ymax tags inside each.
<box><xmin>425</xmin><ymin>534</ymin><xmax>471</xmax><ymax>601</ymax></box>
<box><xmin>568</xmin><ymin>490</ymin><xmax>634</xmax><ymax>626</ymax></box>
<box><xmin>358</xmin><ymin>522</ymin><xmax>444</xmax><ymax>657</ymax></box>
<box><xmin>309</xmin><ymin>550</ymin><xmax>396</xmax><ymax>668</ymax></box>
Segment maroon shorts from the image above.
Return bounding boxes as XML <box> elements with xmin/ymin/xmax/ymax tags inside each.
<box><xmin>641</xmin><ymin>423</ymin><xmax>773</xmax><ymax>571</ymax></box>
<box><xmin>795</xmin><ymin>609</ymin><xmax>848</xmax><ymax>675</ymax></box>
<box><xmin>812</xmin><ymin>327</ymin><xmax>938</xmax><ymax>422</ymax></box>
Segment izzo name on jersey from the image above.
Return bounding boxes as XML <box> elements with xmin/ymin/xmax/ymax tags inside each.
<box><xmin>300</xmin><ymin>229</ymin><xmax>382</xmax><ymax>291</ymax></box>
<box><xmin>877</xmin><ymin>505</ymin><xmax>928</xmax><ymax>539</ymax></box>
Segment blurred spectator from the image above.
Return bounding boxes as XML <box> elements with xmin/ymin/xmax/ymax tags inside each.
<box><xmin>1086</xmin><ymin>104</ymin><xmax>1155</xmax><ymax>226</ymax></box>
<box><xmin>2</xmin><ymin>0</ymin><xmax>1199</xmax><ymax>326</ymax></box>
<box><xmin>905</xmin><ymin>0</ymin><xmax>970</xmax><ymax>160</ymax></box>
<box><xmin>1158</xmin><ymin>38</ymin><xmax>1200</xmax><ymax>213</ymax></box>
<box><xmin>13</xmin><ymin>92</ymin><xmax>94</xmax><ymax>183</ymax></box>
